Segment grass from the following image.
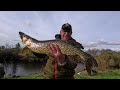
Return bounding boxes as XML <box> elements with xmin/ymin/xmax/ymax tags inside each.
<box><xmin>3</xmin><ymin>69</ymin><xmax>120</xmax><ymax>79</ymax></box>
<box><xmin>74</xmin><ymin>69</ymin><xmax>120</xmax><ymax>79</ymax></box>
<box><xmin>4</xmin><ymin>74</ymin><xmax>45</xmax><ymax>79</ymax></box>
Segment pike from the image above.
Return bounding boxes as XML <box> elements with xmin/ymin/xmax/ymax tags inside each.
<box><xmin>19</xmin><ymin>31</ymin><xmax>95</xmax><ymax>64</ymax></box>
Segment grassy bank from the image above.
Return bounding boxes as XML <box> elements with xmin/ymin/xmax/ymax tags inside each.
<box><xmin>74</xmin><ymin>69</ymin><xmax>120</xmax><ymax>79</ymax></box>
<box><xmin>3</xmin><ymin>69</ymin><xmax>120</xmax><ymax>79</ymax></box>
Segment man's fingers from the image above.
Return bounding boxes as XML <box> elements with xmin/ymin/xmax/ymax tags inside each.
<box><xmin>55</xmin><ymin>44</ymin><xmax>62</xmax><ymax>53</ymax></box>
<box><xmin>47</xmin><ymin>44</ymin><xmax>57</xmax><ymax>53</ymax></box>
<box><xmin>47</xmin><ymin>44</ymin><xmax>53</xmax><ymax>54</ymax></box>
<box><xmin>51</xmin><ymin>44</ymin><xmax>57</xmax><ymax>53</ymax></box>
<box><xmin>47</xmin><ymin>44</ymin><xmax>62</xmax><ymax>58</ymax></box>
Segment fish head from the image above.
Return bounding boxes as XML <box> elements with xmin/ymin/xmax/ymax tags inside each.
<box><xmin>19</xmin><ymin>31</ymin><xmax>31</xmax><ymax>46</ymax></box>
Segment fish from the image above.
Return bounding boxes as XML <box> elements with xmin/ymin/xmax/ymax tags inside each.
<box><xmin>19</xmin><ymin>31</ymin><xmax>90</xmax><ymax>64</ymax></box>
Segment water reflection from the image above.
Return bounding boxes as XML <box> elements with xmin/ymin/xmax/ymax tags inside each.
<box><xmin>2</xmin><ymin>61</ymin><xmax>44</xmax><ymax>76</ymax></box>
<box><xmin>2</xmin><ymin>60</ymin><xmax>85</xmax><ymax>77</ymax></box>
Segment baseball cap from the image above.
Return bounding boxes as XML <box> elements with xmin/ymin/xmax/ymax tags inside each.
<box><xmin>61</xmin><ymin>23</ymin><xmax>72</xmax><ymax>32</ymax></box>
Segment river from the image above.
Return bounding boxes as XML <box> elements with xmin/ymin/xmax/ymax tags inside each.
<box><xmin>1</xmin><ymin>60</ymin><xmax>85</xmax><ymax>77</ymax></box>
<box><xmin>2</xmin><ymin>61</ymin><xmax>44</xmax><ymax>77</ymax></box>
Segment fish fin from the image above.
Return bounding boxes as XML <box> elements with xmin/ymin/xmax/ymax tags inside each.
<box><xmin>18</xmin><ymin>46</ymin><xmax>33</xmax><ymax>56</ymax></box>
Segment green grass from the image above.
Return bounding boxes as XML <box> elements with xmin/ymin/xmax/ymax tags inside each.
<box><xmin>3</xmin><ymin>69</ymin><xmax>120</xmax><ymax>79</ymax></box>
<box><xmin>4</xmin><ymin>74</ymin><xmax>45</xmax><ymax>79</ymax></box>
<box><xmin>74</xmin><ymin>69</ymin><xmax>120</xmax><ymax>79</ymax></box>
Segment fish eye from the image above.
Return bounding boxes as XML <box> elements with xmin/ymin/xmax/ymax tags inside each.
<box><xmin>23</xmin><ymin>35</ymin><xmax>25</xmax><ymax>37</ymax></box>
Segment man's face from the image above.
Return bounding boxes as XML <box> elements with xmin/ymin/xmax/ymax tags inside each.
<box><xmin>60</xmin><ymin>30</ymin><xmax>72</xmax><ymax>40</ymax></box>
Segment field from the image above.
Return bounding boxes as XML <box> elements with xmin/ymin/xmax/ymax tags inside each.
<box><xmin>3</xmin><ymin>69</ymin><xmax>120</xmax><ymax>79</ymax></box>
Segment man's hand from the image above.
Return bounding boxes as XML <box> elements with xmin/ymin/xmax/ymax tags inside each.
<box><xmin>47</xmin><ymin>44</ymin><xmax>65</xmax><ymax>64</ymax></box>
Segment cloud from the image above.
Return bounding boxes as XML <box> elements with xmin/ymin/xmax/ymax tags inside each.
<box><xmin>98</xmin><ymin>40</ymin><xmax>120</xmax><ymax>45</ymax></box>
<box><xmin>84</xmin><ymin>39</ymin><xmax>120</xmax><ymax>48</ymax></box>
<box><xmin>0</xmin><ymin>32</ymin><xmax>8</xmax><ymax>38</ymax></box>
<box><xmin>109</xmin><ymin>48</ymin><xmax>120</xmax><ymax>51</ymax></box>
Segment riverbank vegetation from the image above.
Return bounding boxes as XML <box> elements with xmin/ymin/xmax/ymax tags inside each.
<box><xmin>0</xmin><ymin>43</ymin><xmax>48</xmax><ymax>63</ymax></box>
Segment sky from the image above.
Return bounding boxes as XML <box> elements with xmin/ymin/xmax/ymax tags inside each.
<box><xmin>0</xmin><ymin>11</ymin><xmax>120</xmax><ymax>51</ymax></box>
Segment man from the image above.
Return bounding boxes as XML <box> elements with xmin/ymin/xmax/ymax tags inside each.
<box><xmin>43</xmin><ymin>23</ymin><xmax>84</xmax><ymax>79</ymax></box>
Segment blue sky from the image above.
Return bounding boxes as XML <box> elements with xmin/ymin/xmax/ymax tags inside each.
<box><xmin>0</xmin><ymin>11</ymin><xmax>120</xmax><ymax>51</ymax></box>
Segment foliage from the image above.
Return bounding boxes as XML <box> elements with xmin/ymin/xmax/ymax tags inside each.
<box><xmin>86</xmin><ymin>49</ymin><xmax>120</xmax><ymax>71</ymax></box>
<box><xmin>0</xmin><ymin>43</ymin><xmax>47</xmax><ymax>63</ymax></box>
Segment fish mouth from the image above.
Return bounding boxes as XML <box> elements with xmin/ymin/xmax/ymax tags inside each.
<box><xmin>19</xmin><ymin>31</ymin><xmax>31</xmax><ymax>44</ymax></box>
<box><xmin>19</xmin><ymin>31</ymin><xmax>25</xmax><ymax>39</ymax></box>
<box><xmin>19</xmin><ymin>31</ymin><xmax>24</xmax><ymax>36</ymax></box>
